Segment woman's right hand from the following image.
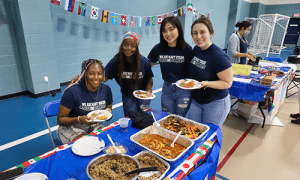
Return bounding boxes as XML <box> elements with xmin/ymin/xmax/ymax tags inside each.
<box><xmin>78</xmin><ymin>115</ymin><xmax>98</xmax><ymax>124</ymax></box>
<box><xmin>247</xmin><ymin>54</ymin><xmax>256</xmax><ymax>61</ymax></box>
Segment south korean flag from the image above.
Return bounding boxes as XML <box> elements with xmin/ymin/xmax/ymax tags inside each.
<box><xmin>91</xmin><ymin>6</ymin><xmax>99</xmax><ymax>20</ymax></box>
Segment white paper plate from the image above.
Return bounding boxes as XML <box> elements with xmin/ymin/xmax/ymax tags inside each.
<box><xmin>71</xmin><ymin>136</ymin><xmax>105</xmax><ymax>156</ymax></box>
<box><xmin>15</xmin><ymin>173</ymin><xmax>48</xmax><ymax>180</ymax></box>
<box><xmin>133</xmin><ymin>90</ymin><xmax>156</xmax><ymax>100</ymax></box>
<box><xmin>175</xmin><ymin>79</ymin><xmax>201</xmax><ymax>90</ymax></box>
<box><xmin>87</xmin><ymin>110</ymin><xmax>112</xmax><ymax>122</ymax></box>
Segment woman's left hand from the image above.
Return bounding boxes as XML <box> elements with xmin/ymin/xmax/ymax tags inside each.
<box><xmin>146</xmin><ymin>89</ymin><xmax>152</xmax><ymax>94</ymax></box>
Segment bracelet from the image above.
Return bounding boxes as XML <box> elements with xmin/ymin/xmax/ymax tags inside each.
<box><xmin>78</xmin><ymin>116</ymin><xmax>81</xmax><ymax>123</ymax></box>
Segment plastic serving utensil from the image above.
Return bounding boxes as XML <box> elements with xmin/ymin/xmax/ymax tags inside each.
<box><xmin>124</xmin><ymin>167</ymin><xmax>158</xmax><ymax>175</ymax></box>
<box><xmin>151</xmin><ymin>111</ymin><xmax>160</xmax><ymax>126</ymax></box>
<box><xmin>170</xmin><ymin>131</ymin><xmax>182</xmax><ymax>147</ymax></box>
<box><xmin>107</xmin><ymin>134</ymin><xmax>122</xmax><ymax>153</ymax></box>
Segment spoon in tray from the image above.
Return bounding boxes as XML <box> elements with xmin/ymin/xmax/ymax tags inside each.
<box><xmin>124</xmin><ymin>167</ymin><xmax>158</xmax><ymax>175</ymax></box>
<box><xmin>107</xmin><ymin>134</ymin><xmax>122</xmax><ymax>153</ymax></box>
<box><xmin>151</xmin><ymin>111</ymin><xmax>160</xmax><ymax>126</ymax></box>
<box><xmin>170</xmin><ymin>131</ymin><xmax>182</xmax><ymax>147</ymax></box>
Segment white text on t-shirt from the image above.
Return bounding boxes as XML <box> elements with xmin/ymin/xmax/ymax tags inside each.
<box><xmin>158</xmin><ymin>55</ymin><xmax>184</xmax><ymax>63</ymax></box>
<box><xmin>191</xmin><ymin>56</ymin><xmax>206</xmax><ymax>69</ymax></box>
<box><xmin>79</xmin><ymin>100</ymin><xmax>106</xmax><ymax>111</ymax></box>
<box><xmin>121</xmin><ymin>72</ymin><xmax>143</xmax><ymax>79</ymax></box>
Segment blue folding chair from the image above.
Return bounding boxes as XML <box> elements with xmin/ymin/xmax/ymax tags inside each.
<box><xmin>43</xmin><ymin>100</ymin><xmax>62</xmax><ymax>148</ymax></box>
<box><xmin>264</xmin><ymin>57</ymin><xmax>284</xmax><ymax>63</ymax></box>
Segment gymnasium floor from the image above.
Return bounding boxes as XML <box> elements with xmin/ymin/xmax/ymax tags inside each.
<box><xmin>0</xmin><ymin>48</ymin><xmax>299</xmax><ymax>180</ymax></box>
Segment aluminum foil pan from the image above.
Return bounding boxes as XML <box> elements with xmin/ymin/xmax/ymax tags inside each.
<box><xmin>134</xmin><ymin>150</ymin><xmax>170</xmax><ymax>180</ymax></box>
<box><xmin>154</xmin><ymin>114</ymin><xmax>210</xmax><ymax>142</ymax></box>
<box><xmin>130</xmin><ymin>125</ymin><xmax>194</xmax><ymax>162</ymax></box>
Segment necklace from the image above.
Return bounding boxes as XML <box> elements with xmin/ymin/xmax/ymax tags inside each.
<box><xmin>88</xmin><ymin>87</ymin><xmax>99</xmax><ymax>99</ymax></box>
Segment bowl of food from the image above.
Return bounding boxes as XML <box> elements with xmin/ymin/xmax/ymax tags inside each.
<box><xmin>104</xmin><ymin>142</ymin><xmax>128</xmax><ymax>154</ymax></box>
<box><xmin>86</xmin><ymin>153</ymin><xmax>141</xmax><ymax>180</ymax></box>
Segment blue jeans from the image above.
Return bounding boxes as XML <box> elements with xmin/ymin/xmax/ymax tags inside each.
<box><xmin>161</xmin><ymin>81</ymin><xmax>192</xmax><ymax>117</ymax></box>
<box><xmin>122</xmin><ymin>94</ymin><xmax>151</xmax><ymax>117</ymax></box>
<box><xmin>187</xmin><ymin>95</ymin><xmax>230</xmax><ymax>127</ymax></box>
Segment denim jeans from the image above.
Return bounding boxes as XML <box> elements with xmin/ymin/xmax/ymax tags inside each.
<box><xmin>122</xmin><ymin>94</ymin><xmax>151</xmax><ymax>117</ymax></box>
<box><xmin>187</xmin><ymin>95</ymin><xmax>230</xmax><ymax>127</ymax></box>
<box><xmin>161</xmin><ymin>81</ymin><xmax>192</xmax><ymax>117</ymax></box>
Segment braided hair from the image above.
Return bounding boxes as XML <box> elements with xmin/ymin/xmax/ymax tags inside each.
<box><xmin>64</xmin><ymin>59</ymin><xmax>103</xmax><ymax>92</ymax></box>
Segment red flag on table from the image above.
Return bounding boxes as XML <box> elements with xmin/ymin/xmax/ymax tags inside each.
<box><xmin>121</xmin><ymin>15</ymin><xmax>127</xmax><ymax>26</ymax></box>
<box><xmin>157</xmin><ymin>15</ymin><xmax>162</xmax><ymax>24</ymax></box>
<box><xmin>51</xmin><ymin>0</ymin><xmax>60</xmax><ymax>5</ymax></box>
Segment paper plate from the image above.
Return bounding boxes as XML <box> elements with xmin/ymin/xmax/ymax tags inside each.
<box><xmin>87</xmin><ymin>110</ymin><xmax>112</xmax><ymax>122</ymax></box>
<box><xmin>15</xmin><ymin>173</ymin><xmax>48</xmax><ymax>180</ymax></box>
<box><xmin>133</xmin><ymin>90</ymin><xmax>156</xmax><ymax>100</ymax></box>
<box><xmin>71</xmin><ymin>136</ymin><xmax>105</xmax><ymax>156</ymax></box>
<box><xmin>175</xmin><ymin>79</ymin><xmax>201</xmax><ymax>90</ymax></box>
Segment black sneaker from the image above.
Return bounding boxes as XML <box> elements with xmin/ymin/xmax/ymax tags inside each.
<box><xmin>290</xmin><ymin>113</ymin><xmax>300</xmax><ymax>118</ymax></box>
<box><xmin>291</xmin><ymin>119</ymin><xmax>300</xmax><ymax>124</ymax></box>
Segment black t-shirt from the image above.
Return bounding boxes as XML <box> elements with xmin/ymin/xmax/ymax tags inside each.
<box><xmin>61</xmin><ymin>81</ymin><xmax>113</xmax><ymax>117</ymax></box>
<box><xmin>147</xmin><ymin>43</ymin><xmax>193</xmax><ymax>83</ymax></box>
<box><xmin>105</xmin><ymin>55</ymin><xmax>154</xmax><ymax>96</ymax></box>
<box><xmin>188</xmin><ymin>44</ymin><xmax>232</xmax><ymax>104</ymax></box>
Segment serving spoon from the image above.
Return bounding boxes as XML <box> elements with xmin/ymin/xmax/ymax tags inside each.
<box><xmin>170</xmin><ymin>131</ymin><xmax>182</xmax><ymax>147</ymax></box>
<box><xmin>124</xmin><ymin>167</ymin><xmax>158</xmax><ymax>175</ymax></box>
<box><xmin>151</xmin><ymin>111</ymin><xmax>160</xmax><ymax>126</ymax></box>
<box><xmin>107</xmin><ymin>134</ymin><xmax>122</xmax><ymax>153</ymax></box>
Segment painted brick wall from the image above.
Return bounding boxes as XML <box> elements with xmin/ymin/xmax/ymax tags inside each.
<box><xmin>50</xmin><ymin>0</ymin><xmax>177</xmax><ymax>83</ymax></box>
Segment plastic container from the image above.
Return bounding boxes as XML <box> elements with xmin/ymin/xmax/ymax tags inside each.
<box><xmin>232</xmin><ymin>63</ymin><xmax>253</xmax><ymax>76</ymax></box>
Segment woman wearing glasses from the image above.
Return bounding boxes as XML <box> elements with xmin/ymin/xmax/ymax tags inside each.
<box><xmin>105</xmin><ymin>31</ymin><xmax>154</xmax><ymax>117</ymax></box>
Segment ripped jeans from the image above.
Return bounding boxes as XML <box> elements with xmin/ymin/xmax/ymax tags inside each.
<box><xmin>161</xmin><ymin>81</ymin><xmax>192</xmax><ymax>117</ymax></box>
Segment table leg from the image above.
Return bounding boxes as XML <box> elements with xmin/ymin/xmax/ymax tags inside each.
<box><xmin>258</xmin><ymin>104</ymin><xmax>266</xmax><ymax>128</ymax></box>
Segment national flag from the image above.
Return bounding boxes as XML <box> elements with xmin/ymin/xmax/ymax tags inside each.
<box><xmin>112</xmin><ymin>13</ymin><xmax>118</xmax><ymax>25</ymax></box>
<box><xmin>91</xmin><ymin>6</ymin><xmax>99</xmax><ymax>20</ymax></box>
<box><xmin>152</xmin><ymin>16</ymin><xmax>155</xmax><ymax>26</ymax></box>
<box><xmin>163</xmin><ymin>14</ymin><xmax>168</xmax><ymax>19</ymax></box>
<box><xmin>121</xmin><ymin>15</ymin><xmax>127</xmax><ymax>26</ymax></box>
<box><xmin>193</xmin><ymin>7</ymin><xmax>196</xmax><ymax>15</ymax></box>
<box><xmin>78</xmin><ymin>2</ymin><xmax>87</xmax><ymax>16</ymax></box>
<box><xmin>207</xmin><ymin>13</ymin><xmax>210</xmax><ymax>19</ymax></box>
<box><xmin>130</xmin><ymin>16</ymin><xmax>136</xmax><ymax>27</ymax></box>
<box><xmin>169</xmin><ymin>12</ymin><xmax>172</xmax><ymax>17</ymax></box>
<box><xmin>101</xmin><ymin>10</ymin><xmax>109</xmax><ymax>23</ymax></box>
<box><xmin>178</xmin><ymin>8</ymin><xmax>183</xmax><ymax>16</ymax></box>
<box><xmin>194</xmin><ymin>10</ymin><xmax>198</xmax><ymax>18</ymax></box>
<box><xmin>145</xmin><ymin>17</ymin><xmax>150</xmax><ymax>26</ymax></box>
<box><xmin>138</xmin><ymin>17</ymin><xmax>142</xmax><ymax>27</ymax></box>
<box><xmin>174</xmin><ymin>10</ymin><xmax>178</xmax><ymax>17</ymax></box>
<box><xmin>157</xmin><ymin>15</ymin><xmax>162</xmax><ymax>24</ymax></box>
<box><xmin>65</xmin><ymin>0</ymin><xmax>75</xmax><ymax>12</ymax></box>
<box><xmin>51</xmin><ymin>0</ymin><xmax>60</xmax><ymax>5</ymax></box>
<box><xmin>187</xmin><ymin>2</ymin><xmax>193</xmax><ymax>12</ymax></box>
<box><xmin>183</xmin><ymin>5</ymin><xmax>187</xmax><ymax>14</ymax></box>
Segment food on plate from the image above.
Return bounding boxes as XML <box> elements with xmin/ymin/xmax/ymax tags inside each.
<box><xmin>89</xmin><ymin>157</ymin><xmax>138</xmax><ymax>180</ymax></box>
<box><xmin>134</xmin><ymin>91</ymin><xmax>154</xmax><ymax>98</ymax></box>
<box><xmin>106</xmin><ymin>146</ymin><xmax>126</xmax><ymax>153</ymax></box>
<box><xmin>96</xmin><ymin>114</ymin><xmax>108</xmax><ymax>120</ymax></box>
<box><xmin>178</xmin><ymin>80</ymin><xmax>196</xmax><ymax>88</ymax></box>
<box><xmin>138</xmin><ymin>134</ymin><xmax>186</xmax><ymax>159</ymax></box>
<box><xmin>161</xmin><ymin>116</ymin><xmax>203</xmax><ymax>139</ymax></box>
<box><xmin>89</xmin><ymin>112</ymin><xmax>100</xmax><ymax>119</ymax></box>
<box><xmin>137</xmin><ymin>153</ymin><xmax>167</xmax><ymax>180</ymax></box>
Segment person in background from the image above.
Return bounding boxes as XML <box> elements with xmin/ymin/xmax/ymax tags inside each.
<box><xmin>289</xmin><ymin>87</ymin><xmax>300</xmax><ymax>124</ymax></box>
<box><xmin>148</xmin><ymin>17</ymin><xmax>193</xmax><ymax>117</ymax></box>
<box><xmin>227</xmin><ymin>21</ymin><xmax>256</xmax><ymax>64</ymax></box>
<box><xmin>187</xmin><ymin>16</ymin><xmax>233</xmax><ymax>127</ymax></box>
<box><xmin>57</xmin><ymin>59</ymin><xmax>113</xmax><ymax>144</ymax></box>
<box><xmin>105</xmin><ymin>31</ymin><xmax>154</xmax><ymax>117</ymax></box>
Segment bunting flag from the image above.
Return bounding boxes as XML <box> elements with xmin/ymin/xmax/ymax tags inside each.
<box><xmin>65</xmin><ymin>0</ymin><xmax>75</xmax><ymax>12</ymax></box>
<box><xmin>130</xmin><ymin>16</ymin><xmax>136</xmax><ymax>27</ymax></box>
<box><xmin>174</xmin><ymin>10</ymin><xmax>178</xmax><ymax>17</ymax></box>
<box><xmin>207</xmin><ymin>13</ymin><xmax>210</xmax><ymax>19</ymax></box>
<box><xmin>51</xmin><ymin>0</ymin><xmax>60</xmax><ymax>5</ymax></box>
<box><xmin>78</xmin><ymin>2</ymin><xmax>87</xmax><ymax>16</ymax></box>
<box><xmin>169</xmin><ymin>12</ymin><xmax>173</xmax><ymax>17</ymax></box>
<box><xmin>157</xmin><ymin>15</ymin><xmax>162</xmax><ymax>24</ymax></box>
<box><xmin>145</xmin><ymin>17</ymin><xmax>150</xmax><ymax>26</ymax></box>
<box><xmin>183</xmin><ymin>5</ymin><xmax>187</xmax><ymax>14</ymax></box>
<box><xmin>112</xmin><ymin>13</ymin><xmax>118</xmax><ymax>25</ymax></box>
<box><xmin>138</xmin><ymin>17</ymin><xmax>142</xmax><ymax>27</ymax></box>
<box><xmin>163</xmin><ymin>14</ymin><xmax>168</xmax><ymax>19</ymax></box>
<box><xmin>90</xmin><ymin>6</ymin><xmax>99</xmax><ymax>20</ymax></box>
<box><xmin>121</xmin><ymin>15</ymin><xmax>127</xmax><ymax>26</ymax></box>
<box><xmin>187</xmin><ymin>2</ymin><xmax>193</xmax><ymax>11</ymax></box>
<box><xmin>101</xmin><ymin>10</ymin><xmax>109</xmax><ymax>23</ymax></box>
<box><xmin>152</xmin><ymin>16</ymin><xmax>155</xmax><ymax>26</ymax></box>
<box><xmin>193</xmin><ymin>7</ymin><xmax>196</xmax><ymax>15</ymax></box>
<box><xmin>178</xmin><ymin>8</ymin><xmax>183</xmax><ymax>16</ymax></box>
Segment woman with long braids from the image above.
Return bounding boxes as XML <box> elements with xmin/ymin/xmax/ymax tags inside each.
<box><xmin>57</xmin><ymin>59</ymin><xmax>113</xmax><ymax>144</ymax></box>
<box><xmin>105</xmin><ymin>31</ymin><xmax>154</xmax><ymax>117</ymax></box>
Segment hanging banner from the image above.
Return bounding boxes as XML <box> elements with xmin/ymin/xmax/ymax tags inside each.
<box><xmin>130</xmin><ymin>16</ymin><xmax>136</xmax><ymax>27</ymax></box>
<box><xmin>91</xmin><ymin>6</ymin><xmax>99</xmax><ymax>20</ymax></box>
<box><xmin>152</xmin><ymin>16</ymin><xmax>156</xmax><ymax>26</ymax></box>
<box><xmin>65</xmin><ymin>0</ymin><xmax>75</xmax><ymax>12</ymax></box>
<box><xmin>145</xmin><ymin>17</ymin><xmax>150</xmax><ymax>26</ymax></box>
<box><xmin>121</xmin><ymin>15</ymin><xmax>127</xmax><ymax>26</ymax></box>
<box><xmin>51</xmin><ymin>0</ymin><xmax>60</xmax><ymax>6</ymax></box>
<box><xmin>178</xmin><ymin>8</ymin><xmax>183</xmax><ymax>16</ymax></box>
<box><xmin>157</xmin><ymin>15</ymin><xmax>162</xmax><ymax>24</ymax></box>
<box><xmin>112</xmin><ymin>13</ymin><xmax>118</xmax><ymax>25</ymax></box>
<box><xmin>138</xmin><ymin>17</ymin><xmax>142</xmax><ymax>27</ymax></box>
<box><xmin>174</xmin><ymin>10</ymin><xmax>178</xmax><ymax>17</ymax></box>
<box><xmin>101</xmin><ymin>10</ymin><xmax>109</xmax><ymax>23</ymax></box>
<box><xmin>78</xmin><ymin>2</ymin><xmax>87</xmax><ymax>16</ymax></box>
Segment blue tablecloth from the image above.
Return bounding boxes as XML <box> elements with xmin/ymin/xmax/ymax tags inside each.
<box><xmin>24</xmin><ymin>110</ymin><xmax>222</xmax><ymax>180</ymax></box>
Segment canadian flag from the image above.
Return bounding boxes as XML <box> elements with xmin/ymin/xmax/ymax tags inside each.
<box><xmin>158</xmin><ymin>15</ymin><xmax>162</xmax><ymax>24</ymax></box>
<box><xmin>121</xmin><ymin>15</ymin><xmax>127</xmax><ymax>26</ymax></box>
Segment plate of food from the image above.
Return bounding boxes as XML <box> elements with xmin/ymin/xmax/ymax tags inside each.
<box><xmin>175</xmin><ymin>79</ymin><xmax>201</xmax><ymax>90</ymax></box>
<box><xmin>72</xmin><ymin>136</ymin><xmax>105</xmax><ymax>156</ymax></box>
<box><xmin>133</xmin><ymin>90</ymin><xmax>156</xmax><ymax>100</ymax></box>
<box><xmin>15</xmin><ymin>173</ymin><xmax>48</xmax><ymax>180</ymax></box>
<box><xmin>87</xmin><ymin>110</ymin><xmax>112</xmax><ymax>122</ymax></box>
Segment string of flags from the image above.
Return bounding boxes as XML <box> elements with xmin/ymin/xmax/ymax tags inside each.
<box><xmin>50</xmin><ymin>0</ymin><xmax>210</xmax><ymax>27</ymax></box>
